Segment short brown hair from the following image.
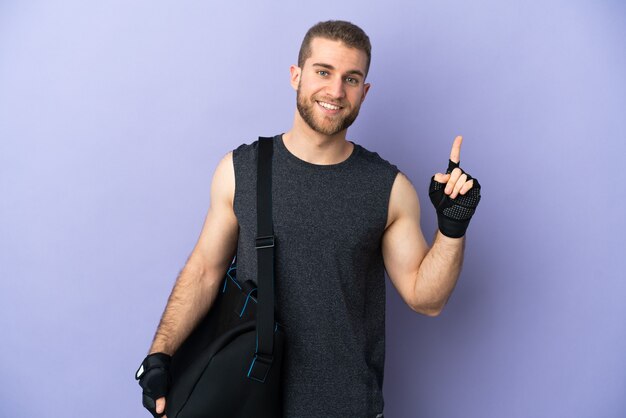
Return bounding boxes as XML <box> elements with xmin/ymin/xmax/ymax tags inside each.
<box><xmin>298</xmin><ymin>20</ymin><xmax>372</xmax><ymax>77</ymax></box>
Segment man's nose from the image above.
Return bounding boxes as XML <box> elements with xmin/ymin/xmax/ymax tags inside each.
<box><xmin>326</xmin><ymin>76</ymin><xmax>346</xmax><ymax>99</ymax></box>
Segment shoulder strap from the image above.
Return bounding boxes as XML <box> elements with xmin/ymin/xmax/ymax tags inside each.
<box><xmin>248</xmin><ymin>136</ymin><xmax>277</xmax><ymax>382</ymax></box>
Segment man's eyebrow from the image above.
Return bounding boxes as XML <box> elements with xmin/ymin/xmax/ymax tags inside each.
<box><xmin>312</xmin><ymin>63</ymin><xmax>365</xmax><ymax>78</ymax></box>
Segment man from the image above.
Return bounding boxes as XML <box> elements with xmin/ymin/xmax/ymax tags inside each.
<box><xmin>136</xmin><ymin>20</ymin><xmax>481</xmax><ymax>418</ymax></box>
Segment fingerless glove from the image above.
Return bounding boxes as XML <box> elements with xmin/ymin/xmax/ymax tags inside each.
<box><xmin>429</xmin><ymin>160</ymin><xmax>481</xmax><ymax>238</ymax></box>
<box><xmin>135</xmin><ymin>352</ymin><xmax>171</xmax><ymax>417</ymax></box>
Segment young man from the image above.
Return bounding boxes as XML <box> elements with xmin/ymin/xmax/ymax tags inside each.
<box><xmin>136</xmin><ymin>20</ymin><xmax>481</xmax><ymax>418</ymax></box>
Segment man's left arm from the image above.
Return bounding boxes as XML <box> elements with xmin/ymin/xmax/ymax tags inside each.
<box><xmin>382</xmin><ymin>135</ymin><xmax>481</xmax><ymax>316</ymax></box>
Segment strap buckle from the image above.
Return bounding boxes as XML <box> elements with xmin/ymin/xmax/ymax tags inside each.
<box><xmin>247</xmin><ymin>353</ymin><xmax>274</xmax><ymax>383</ymax></box>
<box><xmin>255</xmin><ymin>235</ymin><xmax>275</xmax><ymax>249</ymax></box>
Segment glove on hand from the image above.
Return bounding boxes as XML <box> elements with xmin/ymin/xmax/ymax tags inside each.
<box><xmin>135</xmin><ymin>352</ymin><xmax>171</xmax><ymax>417</ymax></box>
<box><xmin>429</xmin><ymin>159</ymin><xmax>481</xmax><ymax>238</ymax></box>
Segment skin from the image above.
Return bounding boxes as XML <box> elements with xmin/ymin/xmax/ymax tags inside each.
<box><xmin>147</xmin><ymin>37</ymin><xmax>474</xmax><ymax>416</ymax></box>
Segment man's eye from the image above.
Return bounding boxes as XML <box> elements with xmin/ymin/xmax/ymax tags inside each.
<box><xmin>346</xmin><ymin>77</ymin><xmax>359</xmax><ymax>85</ymax></box>
<box><xmin>318</xmin><ymin>70</ymin><xmax>329</xmax><ymax>76</ymax></box>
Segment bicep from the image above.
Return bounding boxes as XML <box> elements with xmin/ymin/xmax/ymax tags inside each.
<box><xmin>382</xmin><ymin>172</ymin><xmax>429</xmax><ymax>309</ymax></box>
<box><xmin>187</xmin><ymin>151</ymin><xmax>239</xmax><ymax>282</ymax></box>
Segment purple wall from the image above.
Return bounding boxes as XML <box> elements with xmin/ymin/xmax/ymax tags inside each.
<box><xmin>1</xmin><ymin>1</ymin><xmax>624</xmax><ymax>417</ymax></box>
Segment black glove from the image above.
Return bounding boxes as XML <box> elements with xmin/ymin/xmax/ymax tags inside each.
<box><xmin>429</xmin><ymin>159</ymin><xmax>481</xmax><ymax>238</ymax></box>
<box><xmin>135</xmin><ymin>352</ymin><xmax>171</xmax><ymax>417</ymax></box>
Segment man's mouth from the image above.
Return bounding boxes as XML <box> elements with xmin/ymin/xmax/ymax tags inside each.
<box><xmin>316</xmin><ymin>100</ymin><xmax>343</xmax><ymax>111</ymax></box>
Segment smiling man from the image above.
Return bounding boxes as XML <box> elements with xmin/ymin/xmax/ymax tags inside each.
<box><xmin>294</xmin><ymin>38</ymin><xmax>368</xmax><ymax>136</ymax></box>
<box><xmin>136</xmin><ymin>20</ymin><xmax>481</xmax><ymax>418</ymax></box>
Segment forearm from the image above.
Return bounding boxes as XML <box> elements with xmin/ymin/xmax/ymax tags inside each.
<box><xmin>148</xmin><ymin>263</ymin><xmax>221</xmax><ymax>355</ymax></box>
<box><xmin>413</xmin><ymin>231</ymin><xmax>465</xmax><ymax>315</ymax></box>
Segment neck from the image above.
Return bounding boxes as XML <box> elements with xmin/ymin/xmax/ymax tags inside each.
<box><xmin>282</xmin><ymin>110</ymin><xmax>354</xmax><ymax>165</ymax></box>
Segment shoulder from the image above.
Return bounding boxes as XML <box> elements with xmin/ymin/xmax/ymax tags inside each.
<box><xmin>216</xmin><ymin>150</ymin><xmax>234</xmax><ymax>171</ymax></box>
<box><xmin>354</xmin><ymin>143</ymin><xmax>400</xmax><ymax>173</ymax></box>
<box><xmin>386</xmin><ymin>170</ymin><xmax>420</xmax><ymax>229</ymax></box>
<box><xmin>232</xmin><ymin>138</ymin><xmax>266</xmax><ymax>178</ymax></box>
<box><xmin>212</xmin><ymin>151</ymin><xmax>236</xmax><ymax>208</ymax></box>
<box><xmin>232</xmin><ymin>138</ymin><xmax>260</xmax><ymax>160</ymax></box>
<box><xmin>353</xmin><ymin>143</ymin><xmax>401</xmax><ymax>195</ymax></box>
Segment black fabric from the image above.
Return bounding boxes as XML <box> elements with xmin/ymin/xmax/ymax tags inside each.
<box><xmin>232</xmin><ymin>134</ymin><xmax>399</xmax><ymax>417</ymax></box>
<box><xmin>254</xmin><ymin>136</ymin><xmax>277</xmax><ymax>377</ymax></box>
<box><xmin>166</xmin><ymin>303</ymin><xmax>285</xmax><ymax>417</ymax></box>
<box><xmin>429</xmin><ymin>159</ymin><xmax>481</xmax><ymax>238</ymax></box>
<box><xmin>446</xmin><ymin>159</ymin><xmax>460</xmax><ymax>174</ymax></box>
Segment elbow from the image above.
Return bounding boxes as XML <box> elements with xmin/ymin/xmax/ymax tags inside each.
<box><xmin>423</xmin><ymin>306</ymin><xmax>443</xmax><ymax>317</ymax></box>
<box><xmin>410</xmin><ymin>300</ymin><xmax>445</xmax><ymax>317</ymax></box>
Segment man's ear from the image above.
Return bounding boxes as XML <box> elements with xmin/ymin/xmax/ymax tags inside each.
<box><xmin>361</xmin><ymin>82</ymin><xmax>371</xmax><ymax>104</ymax></box>
<box><xmin>289</xmin><ymin>65</ymin><xmax>301</xmax><ymax>91</ymax></box>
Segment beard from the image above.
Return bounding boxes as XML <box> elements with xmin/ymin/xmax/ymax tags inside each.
<box><xmin>296</xmin><ymin>82</ymin><xmax>362</xmax><ymax>136</ymax></box>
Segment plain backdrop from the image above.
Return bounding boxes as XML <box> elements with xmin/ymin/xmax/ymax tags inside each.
<box><xmin>1</xmin><ymin>1</ymin><xmax>625</xmax><ymax>417</ymax></box>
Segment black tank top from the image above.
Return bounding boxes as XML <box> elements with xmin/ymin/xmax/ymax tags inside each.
<box><xmin>232</xmin><ymin>134</ymin><xmax>399</xmax><ymax>417</ymax></box>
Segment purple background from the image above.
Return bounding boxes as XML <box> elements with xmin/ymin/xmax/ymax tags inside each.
<box><xmin>1</xmin><ymin>1</ymin><xmax>625</xmax><ymax>417</ymax></box>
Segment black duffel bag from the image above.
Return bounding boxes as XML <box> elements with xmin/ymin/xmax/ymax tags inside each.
<box><xmin>166</xmin><ymin>258</ymin><xmax>285</xmax><ymax>417</ymax></box>
<box><xmin>162</xmin><ymin>137</ymin><xmax>285</xmax><ymax>418</ymax></box>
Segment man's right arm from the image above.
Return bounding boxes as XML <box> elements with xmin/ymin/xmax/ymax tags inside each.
<box><xmin>148</xmin><ymin>151</ymin><xmax>238</xmax><ymax>355</ymax></box>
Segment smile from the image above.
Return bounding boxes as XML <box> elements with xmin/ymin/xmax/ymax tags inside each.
<box><xmin>316</xmin><ymin>101</ymin><xmax>343</xmax><ymax>111</ymax></box>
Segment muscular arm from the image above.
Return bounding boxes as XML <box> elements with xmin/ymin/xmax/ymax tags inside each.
<box><xmin>382</xmin><ymin>172</ymin><xmax>465</xmax><ymax>316</ymax></box>
<box><xmin>148</xmin><ymin>151</ymin><xmax>239</xmax><ymax>355</ymax></box>
<box><xmin>413</xmin><ymin>231</ymin><xmax>465</xmax><ymax>315</ymax></box>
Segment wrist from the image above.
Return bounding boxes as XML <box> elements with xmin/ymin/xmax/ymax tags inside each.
<box><xmin>149</xmin><ymin>340</ymin><xmax>175</xmax><ymax>357</ymax></box>
<box><xmin>436</xmin><ymin>213</ymin><xmax>469</xmax><ymax>238</ymax></box>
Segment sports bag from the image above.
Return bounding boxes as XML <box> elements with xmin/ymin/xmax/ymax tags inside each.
<box><xmin>165</xmin><ymin>137</ymin><xmax>285</xmax><ymax>418</ymax></box>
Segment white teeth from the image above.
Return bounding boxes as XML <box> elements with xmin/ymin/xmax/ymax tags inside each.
<box><xmin>318</xmin><ymin>101</ymin><xmax>340</xmax><ymax>110</ymax></box>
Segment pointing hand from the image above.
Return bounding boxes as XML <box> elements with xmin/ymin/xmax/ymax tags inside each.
<box><xmin>432</xmin><ymin>136</ymin><xmax>475</xmax><ymax>199</ymax></box>
<box><xmin>429</xmin><ymin>135</ymin><xmax>482</xmax><ymax>238</ymax></box>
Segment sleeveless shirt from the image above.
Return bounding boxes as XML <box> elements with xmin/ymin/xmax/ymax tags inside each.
<box><xmin>232</xmin><ymin>134</ymin><xmax>400</xmax><ymax>418</ymax></box>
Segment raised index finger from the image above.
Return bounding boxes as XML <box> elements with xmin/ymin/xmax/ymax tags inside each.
<box><xmin>450</xmin><ymin>135</ymin><xmax>463</xmax><ymax>164</ymax></box>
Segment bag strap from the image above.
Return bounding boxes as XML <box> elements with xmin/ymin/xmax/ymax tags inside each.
<box><xmin>247</xmin><ymin>136</ymin><xmax>277</xmax><ymax>383</ymax></box>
